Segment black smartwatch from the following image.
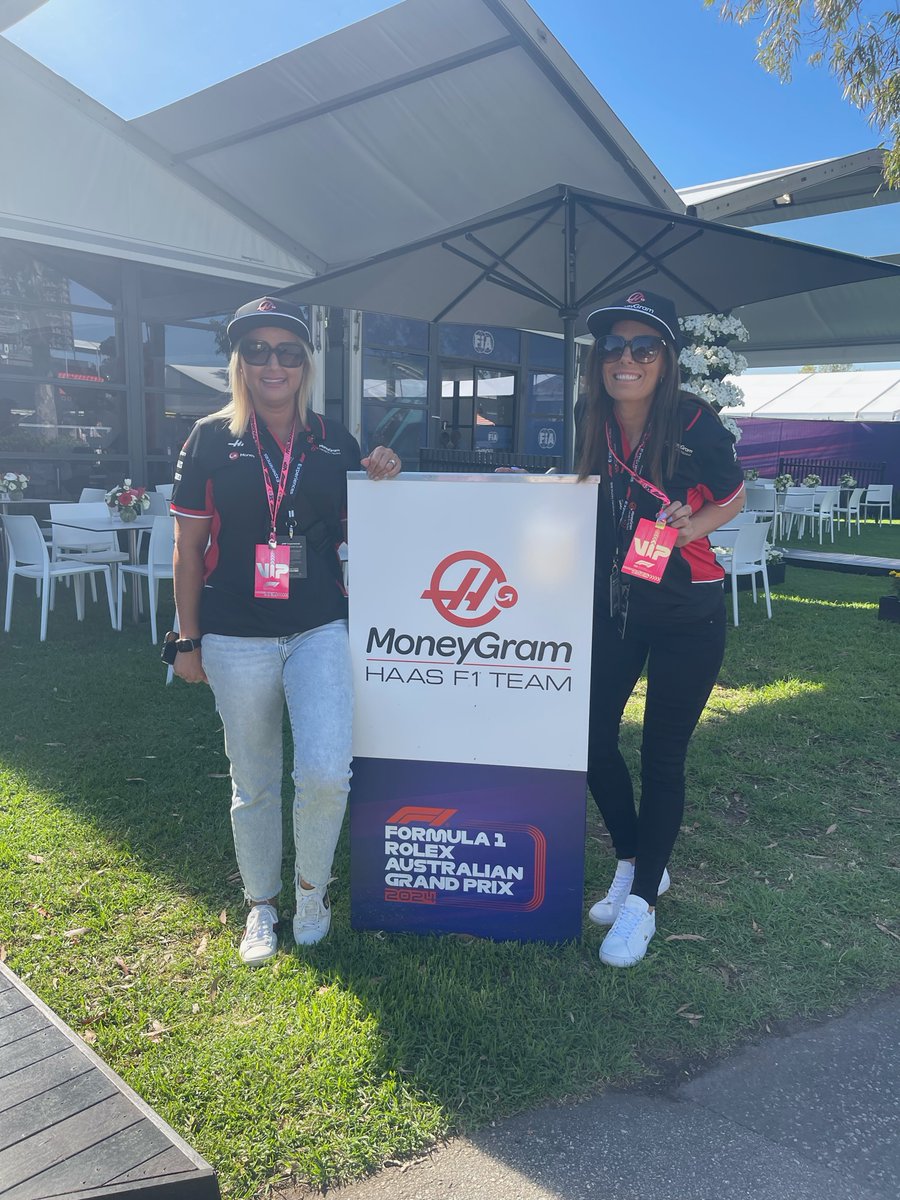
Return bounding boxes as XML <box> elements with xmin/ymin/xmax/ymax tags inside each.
<box><xmin>161</xmin><ymin>632</ymin><xmax>202</xmax><ymax>665</ymax></box>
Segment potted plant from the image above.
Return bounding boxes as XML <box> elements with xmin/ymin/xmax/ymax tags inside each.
<box><xmin>743</xmin><ymin>467</ymin><xmax>759</xmax><ymax>482</ymax></box>
<box><xmin>801</xmin><ymin>473</ymin><xmax>822</xmax><ymax>488</ymax></box>
<box><xmin>765</xmin><ymin>545</ymin><xmax>786</xmax><ymax>587</ymax></box>
<box><xmin>0</xmin><ymin>472</ymin><xmax>29</xmax><ymax>499</ymax></box>
<box><xmin>105</xmin><ymin>479</ymin><xmax>151</xmax><ymax>523</ymax></box>
<box><xmin>878</xmin><ymin>571</ymin><xmax>900</xmax><ymax>624</ymax></box>
<box><xmin>774</xmin><ymin>473</ymin><xmax>793</xmax><ymax>493</ymax></box>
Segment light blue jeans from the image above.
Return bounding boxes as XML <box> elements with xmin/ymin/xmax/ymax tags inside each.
<box><xmin>202</xmin><ymin>620</ymin><xmax>352</xmax><ymax>903</ymax></box>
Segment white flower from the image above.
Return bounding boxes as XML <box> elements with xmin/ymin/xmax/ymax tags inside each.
<box><xmin>718</xmin><ymin>413</ymin><xmax>743</xmax><ymax>442</ymax></box>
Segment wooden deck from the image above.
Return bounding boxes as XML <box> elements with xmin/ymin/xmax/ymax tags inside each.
<box><xmin>0</xmin><ymin>963</ymin><xmax>219</xmax><ymax>1200</ymax></box>
<box><xmin>783</xmin><ymin>548</ymin><xmax>900</xmax><ymax>577</ymax></box>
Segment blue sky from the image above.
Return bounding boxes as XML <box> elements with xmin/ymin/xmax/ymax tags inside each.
<box><xmin>6</xmin><ymin>0</ymin><xmax>898</xmax><ymax>256</ymax></box>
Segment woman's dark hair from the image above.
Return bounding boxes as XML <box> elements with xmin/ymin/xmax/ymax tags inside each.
<box><xmin>576</xmin><ymin>338</ymin><xmax>717</xmax><ymax>486</ymax></box>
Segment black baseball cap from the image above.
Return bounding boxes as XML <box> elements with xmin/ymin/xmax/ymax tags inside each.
<box><xmin>586</xmin><ymin>290</ymin><xmax>681</xmax><ymax>350</ymax></box>
<box><xmin>226</xmin><ymin>297</ymin><xmax>311</xmax><ymax>350</ymax></box>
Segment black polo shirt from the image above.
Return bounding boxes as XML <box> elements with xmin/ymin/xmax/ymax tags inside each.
<box><xmin>171</xmin><ymin>413</ymin><xmax>361</xmax><ymax>637</ymax></box>
<box><xmin>587</xmin><ymin>396</ymin><xmax>745</xmax><ymax>625</ymax></box>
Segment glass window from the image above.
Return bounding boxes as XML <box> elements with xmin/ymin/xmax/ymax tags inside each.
<box><xmin>145</xmin><ymin>391</ymin><xmax>226</xmax><ymax>460</ymax></box>
<box><xmin>438</xmin><ymin>323</ymin><xmax>519</xmax><ymax>363</ymax></box>
<box><xmin>143</xmin><ymin>318</ymin><xmax>230</xmax><ymax>389</ymax></box>
<box><xmin>527</xmin><ymin>371</ymin><xmax>563</xmax><ymax>413</ymax></box>
<box><xmin>0</xmin><ymin>380</ymin><xmax>127</xmax><ymax>455</ymax></box>
<box><xmin>0</xmin><ymin>308</ymin><xmax>122</xmax><ymax>382</ymax></box>
<box><xmin>0</xmin><ymin>240</ymin><xmax>118</xmax><ymax>309</ymax></box>
<box><xmin>364</xmin><ymin>350</ymin><xmax>428</xmax><ymax>403</ymax></box>
<box><xmin>362</xmin><ymin>403</ymin><xmax>426</xmax><ymax>463</ymax></box>
<box><xmin>527</xmin><ymin>333</ymin><xmax>564</xmax><ymax>370</ymax></box>
<box><xmin>363</xmin><ymin>312</ymin><xmax>429</xmax><ymax>352</ymax></box>
<box><xmin>0</xmin><ymin>454</ymin><xmax>130</xmax><ymax>501</ymax></box>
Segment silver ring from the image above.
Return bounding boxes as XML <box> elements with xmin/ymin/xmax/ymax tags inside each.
<box><xmin>388</xmin><ymin>458</ymin><xmax>396</xmax><ymax>467</ymax></box>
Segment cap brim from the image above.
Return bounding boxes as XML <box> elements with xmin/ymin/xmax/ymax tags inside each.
<box><xmin>586</xmin><ymin>306</ymin><xmax>679</xmax><ymax>347</ymax></box>
<box><xmin>227</xmin><ymin>313</ymin><xmax>311</xmax><ymax>349</ymax></box>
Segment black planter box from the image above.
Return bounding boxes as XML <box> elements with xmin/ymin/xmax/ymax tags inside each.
<box><xmin>732</xmin><ymin>562</ymin><xmax>786</xmax><ymax>592</ymax></box>
<box><xmin>878</xmin><ymin>596</ymin><xmax>900</xmax><ymax>623</ymax></box>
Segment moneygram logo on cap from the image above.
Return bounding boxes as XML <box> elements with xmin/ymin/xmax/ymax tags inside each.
<box><xmin>421</xmin><ymin>550</ymin><xmax>518</xmax><ymax>628</ymax></box>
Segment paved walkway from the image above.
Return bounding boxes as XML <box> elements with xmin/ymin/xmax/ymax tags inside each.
<box><xmin>783</xmin><ymin>547</ymin><xmax>900</xmax><ymax>575</ymax></box>
<box><xmin>316</xmin><ymin>992</ymin><xmax>899</xmax><ymax>1200</ymax></box>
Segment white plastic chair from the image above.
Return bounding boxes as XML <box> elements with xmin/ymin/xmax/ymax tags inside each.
<box><xmin>715</xmin><ymin>520</ymin><xmax>773</xmax><ymax>627</ymax></box>
<box><xmin>811</xmin><ymin>487</ymin><xmax>840</xmax><ymax>544</ymax></box>
<box><xmin>154</xmin><ymin>483</ymin><xmax>174</xmax><ymax>500</ymax></box>
<box><xmin>862</xmin><ymin>484</ymin><xmax>893</xmax><ymax>525</ymax></box>
<box><xmin>117</xmin><ymin>515</ymin><xmax>175</xmax><ymax>642</ymax></box>
<box><xmin>836</xmin><ymin>487</ymin><xmax>864</xmax><ymax>535</ymax></box>
<box><xmin>744</xmin><ymin>486</ymin><xmax>776</xmax><ymax>522</ymax></box>
<box><xmin>781</xmin><ymin>488</ymin><xmax>816</xmax><ymax>539</ymax></box>
<box><xmin>3</xmin><ymin>514</ymin><xmax>116</xmax><ymax>641</ymax></box>
<box><xmin>78</xmin><ymin>487</ymin><xmax>107</xmax><ymax>502</ymax></box>
<box><xmin>50</xmin><ymin>502</ymin><xmax>128</xmax><ymax>601</ymax></box>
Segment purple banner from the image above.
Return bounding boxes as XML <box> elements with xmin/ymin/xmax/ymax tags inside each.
<box><xmin>350</xmin><ymin>757</ymin><xmax>586</xmax><ymax>942</ymax></box>
<box><xmin>736</xmin><ymin>419</ymin><xmax>900</xmax><ymax>489</ymax></box>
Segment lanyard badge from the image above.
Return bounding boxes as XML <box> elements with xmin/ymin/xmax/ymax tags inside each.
<box><xmin>250</xmin><ymin>412</ymin><xmax>300</xmax><ymax>600</ymax></box>
<box><xmin>606</xmin><ymin>422</ymin><xmax>677</xmax><ymax>591</ymax></box>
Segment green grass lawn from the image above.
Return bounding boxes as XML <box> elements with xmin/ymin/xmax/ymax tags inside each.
<box><xmin>776</xmin><ymin>515</ymin><xmax>900</xmax><ymax>559</ymax></box>
<box><xmin>0</xmin><ymin>564</ymin><xmax>898</xmax><ymax>1197</ymax></box>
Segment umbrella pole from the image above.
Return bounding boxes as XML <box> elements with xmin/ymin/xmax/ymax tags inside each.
<box><xmin>562</xmin><ymin>314</ymin><xmax>576</xmax><ymax>472</ymax></box>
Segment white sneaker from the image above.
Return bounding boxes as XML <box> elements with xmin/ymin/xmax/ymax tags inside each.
<box><xmin>293</xmin><ymin>883</ymin><xmax>331</xmax><ymax>946</ymax></box>
<box><xmin>599</xmin><ymin>894</ymin><xmax>656</xmax><ymax>967</ymax></box>
<box><xmin>239</xmin><ymin>903</ymin><xmax>279</xmax><ymax>966</ymax></box>
<box><xmin>588</xmin><ymin>864</ymin><xmax>670</xmax><ymax>926</ymax></box>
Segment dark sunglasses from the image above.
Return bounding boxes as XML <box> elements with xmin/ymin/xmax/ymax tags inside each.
<box><xmin>239</xmin><ymin>338</ymin><xmax>307</xmax><ymax>368</ymax></box>
<box><xmin>599</xmin><ymin>334</ymin><xmax>666</xmax><ymax>364</ymax></box>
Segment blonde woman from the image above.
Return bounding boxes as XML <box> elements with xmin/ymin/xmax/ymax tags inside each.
<box><xmin>170</xmin><ymin>298</ymin><xmax>400</xmax><ymax>964</ymax></box>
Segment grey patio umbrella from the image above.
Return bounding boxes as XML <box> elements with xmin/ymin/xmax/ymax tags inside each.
<box><xmin>278</xmin><ymin>184</ymin><xmax>900</xmax><ymax>469</ymax></box>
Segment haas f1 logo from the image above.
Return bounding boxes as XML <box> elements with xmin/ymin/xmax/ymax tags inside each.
<box><xmin>421</xmin><ymin>551</ymin><xmax>518</xmax><ymax>628</ymax></box>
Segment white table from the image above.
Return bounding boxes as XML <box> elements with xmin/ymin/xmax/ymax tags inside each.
<box><xmin>47</xmin><ymin>513</ymin><xmax>156</xmax><ymax>623</ymax></box>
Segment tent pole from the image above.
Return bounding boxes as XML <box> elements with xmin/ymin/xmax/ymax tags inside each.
<box><xmin>562</xmin><ymin>190</ymin><xmax>577</xmax><ymax>472</ymax></box>
<box><xmin>562</xmin><ymin>314</ymin><xmax>576</xmax><ymax>472</ymax></box>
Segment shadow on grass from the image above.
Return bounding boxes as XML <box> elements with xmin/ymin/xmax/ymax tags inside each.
<box><xmin>1</xmin><ymin>569</ymin><xmax>898</xmax><ymax>1164</ymax></box>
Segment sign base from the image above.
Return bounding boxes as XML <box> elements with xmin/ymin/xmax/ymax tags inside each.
<box><xmin>350</xmin><ymin>757</ymin><xmax>586</xmax><ymax>943</ymax></box>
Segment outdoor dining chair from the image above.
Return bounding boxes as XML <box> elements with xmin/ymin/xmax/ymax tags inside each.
<box><xmin>78</xmin><ymin>487</ymin><xmax>107</xmax><ymax>502</ymax></box>
<box><xmin>780</xmin><ymin>487</ymin><xmax>816</xmax><ymax>539</ymax></box>
<box><xmin>3</xmin><ymin>514</ymin><xmax>116</xmax><ymax>642</ymax></box>
<box><xmin>862</xmin><ymin>484</ymin><xmax>894</xmax><ymax>525</ymax></box>
<box><xmin>50</xmin><ymin>502</ymin><xmax>128</xmax><ymax>603</ymax></box>
<box><xmin>836</xmin><ymin>487</ymin><xmax>864</xmax><ymax>535</ymax></box>
<box><xmin>116</xmin><ymin>515</ymin><xmax>175</xmax><ymax>643</ymax></box>
<box><xmin>811</xmin><ymin>487</ymin><xmax>840</xmax><ymax>544</ymax></box>
<box><xmin>154</xmin><ymin>483</ymin><xmax>174</xmax><ymax>500</ymax></box>
<box><xmin>715</xmin><ymin>519</ymin><xmax>773</xmax><ymax>627</ymax></box>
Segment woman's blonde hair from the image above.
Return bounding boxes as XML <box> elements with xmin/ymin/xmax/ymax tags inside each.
<box><xmin>213</xmin><ymin>340</ymin><xmax>316</xmax><ymax>436</ymax></box>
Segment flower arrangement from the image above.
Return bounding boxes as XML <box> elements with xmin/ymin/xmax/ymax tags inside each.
<box><xmin>801</xmin><ymin>474</ymin><xmax>822</xmax><ymax>488</ymax></box>
<box><xmin>839</xmin><ymin>474</ymin><xmax>858</xmax><ymax>488</ymax></box>
<box><xmin>1</xmin><ymin>472</ymin><xmax>29</xmax><ymax>496</ymax></box>
<box><xmin>678</xmin><ymin>313</ymin><xmax>750</xmax><ymax>443</ymax></box>
<box><xmin>889</xmin><ymin>570</ymin><xmax>900</xmax><ymax>597</ymax></box>
<box><xmin>105</xmin><ymin>478</ymin><xmax>150</xmax><ymax>522</ymax></box>
<box><xmin>774</xmin><ymin>473</ymin><xmax>794</xmax><ymax>493</ymax></box>
<box><xmin>766</xmin><ymin>545</ymin><xmax>785</xmax><ymax>564</ymax></box>
<box><xmin>743</xmin><ymin>467</ymin><xmax>759</xmax><ymax>482</ymax></box>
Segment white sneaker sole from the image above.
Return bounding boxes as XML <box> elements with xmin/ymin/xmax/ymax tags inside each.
<box><xmin>599</xmin><ymin>933</ymin><xmax>654</xmax><ymax>967</ymax></box>
<box><xmin>588</xmin><ymin>868</ymin><xmax>670</xmax><ymax>927</ymax></box>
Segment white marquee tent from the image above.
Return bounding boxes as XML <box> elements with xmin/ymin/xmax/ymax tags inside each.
<box><xmin>733</xmin><ymin>370</ymin><xmax>900</xmax><ymax>421</ymax></box>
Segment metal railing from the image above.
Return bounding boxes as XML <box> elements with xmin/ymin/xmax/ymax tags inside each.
<box><xmin>417</xmin><ymin>448</ymin><xmax>562</xmax><ymax>473</ymax></box>
<box><xmin>776</xmin><ymin>458</ymin><xmax>885</xmax><ymax>488</ymax></box>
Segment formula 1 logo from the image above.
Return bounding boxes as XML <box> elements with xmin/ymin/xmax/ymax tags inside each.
<box><xmin>421</xmin><ymin>550</ymin><xmax>519</xmax><ymax>628</ymax></box>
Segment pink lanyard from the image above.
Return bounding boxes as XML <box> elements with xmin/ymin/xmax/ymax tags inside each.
<box><xmin>249</xmin><ymin>411</ymin><xmax>296</xmax><ymax>546</ymax></box>
<box><xmin>605</xmin><ymin>422</ymin><xmax>671</xmax><ymax>512</ymax></box>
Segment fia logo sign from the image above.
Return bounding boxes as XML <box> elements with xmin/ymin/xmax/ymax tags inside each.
<box><xmin>421</xmin><ymin>550</ymin><xmax>518</xmax><ymax>628</ymax></box>
<box><xmin>472</xmin><ymin>330</ymin><xmax>495</xmax><ymax>356</ymax></box>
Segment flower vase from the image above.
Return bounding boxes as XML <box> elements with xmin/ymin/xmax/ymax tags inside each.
<box><xmin>119</xmin><ymin>507</ymin><xmax>137</xmax><ymax>523</ymax></box>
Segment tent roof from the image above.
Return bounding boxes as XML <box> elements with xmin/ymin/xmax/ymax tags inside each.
<box><xmin>734</xmin><ymin>369</ymin><xmax>900</xmax><ymax>421</ymax></box>
<box><xmin>131</xmin><ymin>0</ymin><xmax>681</xmax><ymax>273</ymax></box>
<box><xmin>737</xmin><ymin>261</ymin><xmax>900</xmax><ymax>366</ymax></box>
<box><xmin>0</xmin><ymin>37</ymin><xmax>316</xmax><ymax>287</ymax></box>
<box><xmin>0</xmin><ymin>0</ymin><xmax>45</xmax><ymax>33</ymax></box>
<box><xmin>680</xmin><ymin>150</ymin><xmax>899</xmax><ymax>227</ymax></box>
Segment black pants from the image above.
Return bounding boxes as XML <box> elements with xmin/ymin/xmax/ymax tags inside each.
<box><xmin>586</xmin><ymin>605</ymin><xmax>726</xmax><ymax>905</ymax></box>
